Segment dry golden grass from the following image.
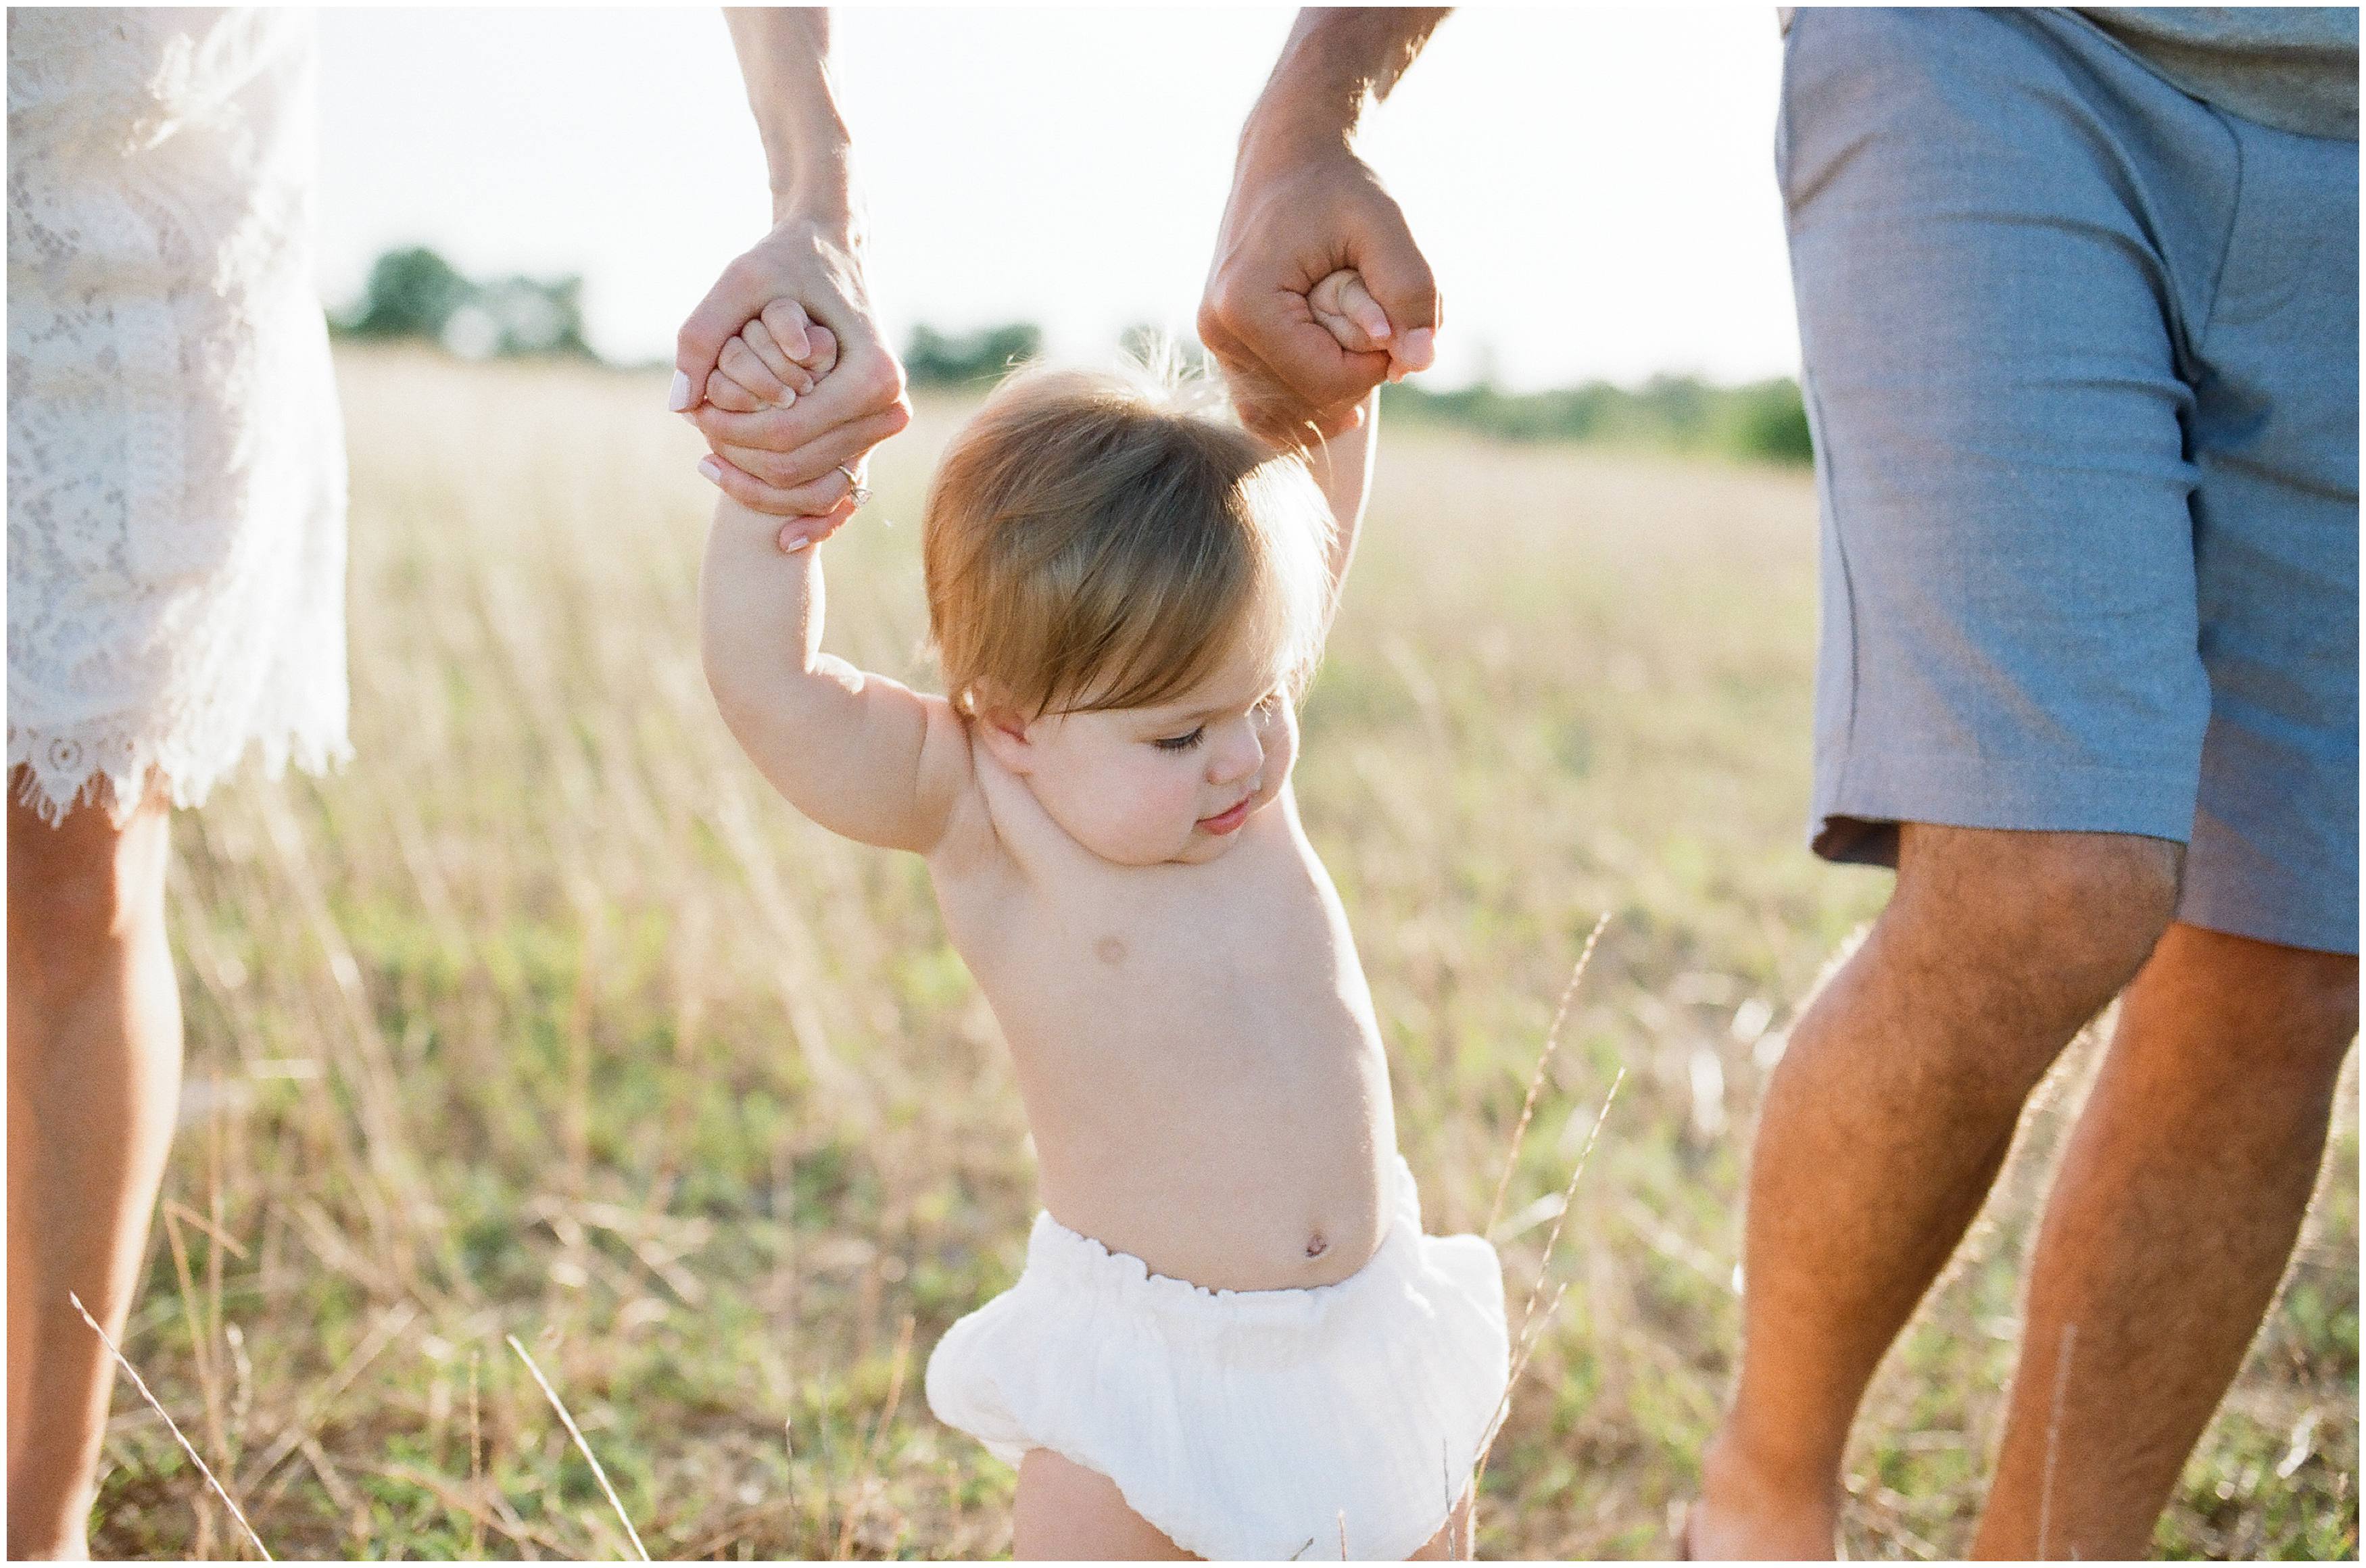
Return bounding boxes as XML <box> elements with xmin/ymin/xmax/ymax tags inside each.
<box><xmin>86</xmin><ymin>346</ymin><xmax>2357</xmax><ymax>1559</ymax></box>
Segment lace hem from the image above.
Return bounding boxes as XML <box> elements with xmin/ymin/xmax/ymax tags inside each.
<box><xmin>9</xmin><ymin>714</ymin><xmax>351</xmax><ymax>827</ymax></box>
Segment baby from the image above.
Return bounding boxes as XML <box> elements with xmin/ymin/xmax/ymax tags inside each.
<box><xmin>698</xmin><ymin>274</ymin><xmax>1506</xmax><ymax>1562</ymax></box>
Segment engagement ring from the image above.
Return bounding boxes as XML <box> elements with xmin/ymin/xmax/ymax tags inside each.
<box><xmin>837</xmin><ymin>464</ymin><xmax>872</xmax><ymax>507</ymax></box>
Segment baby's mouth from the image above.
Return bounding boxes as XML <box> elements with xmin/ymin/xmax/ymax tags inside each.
<box><xmin>1197</xmin><ymin>786</ymin><xmax>1259</xmax><ymax>835</ymax></box>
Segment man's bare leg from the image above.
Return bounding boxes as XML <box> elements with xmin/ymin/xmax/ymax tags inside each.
<box><xmin>1690</xmin><ymin>825</ymin><xmax>2181</xmax><ymax>1559</ymax></box>
<box><xmin>7</xmin><ymin>786</ymin><xmax>183</xmax><ymax>1559</ymax></box>
<box><xmin>1974</xmin><ymin>923</ymin><xmax>2357</xmax><ymax>1559</ymax></box>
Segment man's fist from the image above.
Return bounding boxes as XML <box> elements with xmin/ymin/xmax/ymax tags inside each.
<box><xmin>1199</xmin><ymin>145</ymin><xmax>1439</xmax><ymax>447</ymax></box>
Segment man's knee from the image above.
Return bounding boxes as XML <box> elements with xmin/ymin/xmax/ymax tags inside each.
<box><xmin>2140</xmin><ymin>924</ymin><xmax>2359</xmax><ymax>1083</ymax></box>
<box><xmin>1882</xmin><ymin>825</ymin><xmax>2180</xmax><ymax>1061</ymax></box>
<box><xmin>2267</xmin><ymin>947</ymin><xmax>2363</xmax><ymax>1066</ymax></box>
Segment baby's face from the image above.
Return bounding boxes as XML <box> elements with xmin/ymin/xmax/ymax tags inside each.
<box><xmin>993</xmin><ymin>639</ymin><xmax>1297</xmax><ymax>867</ymax></box>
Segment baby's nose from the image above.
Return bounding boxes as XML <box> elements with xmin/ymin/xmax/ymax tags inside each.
<box><xmin>1208</xmin><ymin>720</ymin><xmax>1263</xmax><ymax>783</ymax></box>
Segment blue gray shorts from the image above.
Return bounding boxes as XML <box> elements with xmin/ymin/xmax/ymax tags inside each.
<box><xmin>1781</xmin><ymin>7</ymin><xmax>2359</xmax><ymax>954</ymax></box>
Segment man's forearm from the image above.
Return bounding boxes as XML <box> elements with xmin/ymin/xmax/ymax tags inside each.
<box><xmin>724</xmin><ymin>7</ymin><xmax>855</xmax><ymax>223</ymax></box>
<box><xmin>1241</xmin><ymin>8</ymin><xmax>1451</xmax><ymax>157</ymax></box>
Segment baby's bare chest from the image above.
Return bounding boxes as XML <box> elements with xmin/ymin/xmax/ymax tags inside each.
<box><xmin>927</xmin><ymin>820</ymin><xmax>1399</xmax><ymax>1287</ymax></box>
<box><xmin>935</xmin><ymin>827</ymin><xmax>1375</xmax><ymax>1052</ymax></box>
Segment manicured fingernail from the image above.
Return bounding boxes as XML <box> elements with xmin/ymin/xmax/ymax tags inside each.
<box><xmin>1363</xmin><ymin>314</ymin><xmax>1393</xmax><ymax>342</ymax></box>
<box><xmin>669</xmin><ymin>371</ymin><xmax>693</xmax><ymax>412</ymax></box>
<box><xmin>779</xmin><ymin>526</ymin><xmax>812</xmax><ymax>553</ymax></box>
<box><xmin>698</xmin><ymin>456</ymin><xmax>723</xmax><ymax>483</ymax></box>
<box><xmin>1401</xmin><ymin>328</ymin><xmax>1435</xmax><ymax>367</ymax></box>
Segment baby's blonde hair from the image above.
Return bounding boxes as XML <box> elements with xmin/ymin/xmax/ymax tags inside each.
<box><xmin>923</xmin><ymin>360</ymin><xmax>1333</xmax><ymax>720</ymax></box>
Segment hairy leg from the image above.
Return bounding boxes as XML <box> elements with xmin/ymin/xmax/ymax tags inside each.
<box><xmin>1975</xmin><ymin>923</ymin><xmax>2357</xmax><ymax>1559</ymax></box>
<box><xmin>1692</xmin><ymin>825</ymin><xmax>2180</xmax><ymax>1559</ymax></box>
<box><xmin>7</xmin><ymin>785</ymin><xmax>183</xmax><ymax>1559</ymax></box>
<box><xmin>1013</xmin><ymin>1448</ymin><xmax>1193</xmax><ymax>1561</ymax></box>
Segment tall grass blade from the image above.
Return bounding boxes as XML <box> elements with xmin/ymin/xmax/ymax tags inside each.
<box><xmin>70</xmin><ymin>1290</ymin><xmax>272</xmax><ymax>1561</ymax></box>
<box><xmin>1472</xmin><ymin>1067</ymin><xmax>1625</xmax><ymax>1496</ymax></box>
<box><xmin>506</xmin><ymin>1333</ymin><xmax>650</xmax><ymax>1561</ymax></box>
<box><xmin>1486</xmin><ymin>913</ymin><xmax>1611</xmax><ymax>1240</ymax></box>
<box><xmin>866</xmin><ymin>1313</ymin><xmax>917</xmax><ymax>1460</ymax></box>
<box><xmin>2037</xmin><ymin>1321</ymin><xmax>2077</xmax><ymax>1560</ymax></box>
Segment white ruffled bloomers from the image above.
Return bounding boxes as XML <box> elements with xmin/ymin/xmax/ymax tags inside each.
<box><xmin>925</xmin><ymin>1156</ymin><xmax>1509</xmax><ymax>1561</ymax></box>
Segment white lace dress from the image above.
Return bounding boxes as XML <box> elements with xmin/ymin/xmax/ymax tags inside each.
<box><xmin>9</xmin><ymin>7</ymin><xmax>348</xmax><ymax>825</ymax></box>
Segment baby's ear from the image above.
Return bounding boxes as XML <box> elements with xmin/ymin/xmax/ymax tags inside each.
<box><xmin>969</xmin><ymin>700</ymin><xmax>1038</xmax><ymax>775</ymax></box>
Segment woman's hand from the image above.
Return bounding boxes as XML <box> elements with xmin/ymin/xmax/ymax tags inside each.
<box><xmin>674</xmin><ymin>212</ymin><xmax>911</xmax><ymax>521</ymax></box>
<box><xmin>701</xmin><ymin>306</ymin><xmax>867</xmax><ymax>552</ymax></box>
<box><xmin>699</xmin><ymin>299</ymin><xmax>834</xmax><ymax>414</ymax></box>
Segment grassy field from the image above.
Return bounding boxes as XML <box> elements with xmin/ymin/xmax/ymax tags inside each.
<box><xmin>87</xmin><ymin>347</ymin><xmax>2356</xmax><ymax>1560</ymax></box>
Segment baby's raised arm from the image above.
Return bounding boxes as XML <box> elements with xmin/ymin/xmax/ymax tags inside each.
<box><xmin>1299</xmin><ymin>270</ymin><xmax>1384</xmax><ymax>610</ymax></box>
<box><xmin>702</xmin><ymin>497</ymin><xmax>973</xmax><ymax>854</ymax></box>
<box><xmin>700</xmin><ymin>317</ymin><xmax>973</xmax><ymax>856</ymax></box>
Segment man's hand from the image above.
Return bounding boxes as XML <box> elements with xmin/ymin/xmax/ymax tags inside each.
<box><xmin>675</xmin><ymin>214</ymin><xmax>912</xmax><ymax>519</ymax></box>
<box><xmin>1201</xmin><ymin>147</ymin><xmax>1436</xmax><ymax>446</ymax></box>
<box><xmin>1199</xmin><ymin>7</ymin><xmax>1448</xmax><ymax>448</ymax></box>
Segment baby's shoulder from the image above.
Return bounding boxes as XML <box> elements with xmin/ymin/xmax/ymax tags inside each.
<box><xmin>918</xmin><ymin>712</ymin><xmax>1000</xmax><ymax>869</ymax></box>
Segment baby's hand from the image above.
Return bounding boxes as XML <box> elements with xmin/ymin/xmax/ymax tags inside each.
<box><xmin>703</xmin><ymin>299</ymin><xmax>840</xmax><ymax>414</ymax></box>
<box><xmin>1307</xmin><ymin>269</ymin><xmax>1397</xmax><ymax>364</ymax></box>
<box><xmin>704</xmin><ymin>300</ymin><xmax>869</xmax><ymax>551</ymax></box>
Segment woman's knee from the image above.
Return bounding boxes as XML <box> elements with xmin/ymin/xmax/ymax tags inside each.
<box><xmin>7</xmin><ymin>786</ymin><xmax>172</xmax><ymax>969</ymax></box>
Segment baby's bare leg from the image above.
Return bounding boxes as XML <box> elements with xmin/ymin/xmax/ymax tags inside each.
<box><xmin>1013</xmin><ymin>1449</ymin><xmax>1194</xmax><ymax>1561</ymax></box>
<box><xmin>1014</xmin><ymin>1448</ymin><xmax>1474</xmax><ymax>1562</ymax></box>
<box><xmin>1408</xmin><ymin>1487</ymin><xmax>1475</xmax><ymax>1560</ymax></box>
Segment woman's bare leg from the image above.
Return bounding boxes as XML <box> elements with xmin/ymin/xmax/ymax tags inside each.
<box><xmin>7</xmin><ymin>782</ymin><xmax>182</xmax><ymax>1559</ymax></box>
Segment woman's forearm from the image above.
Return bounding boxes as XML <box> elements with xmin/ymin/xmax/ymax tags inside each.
<box><xmin>724</xmin><ymin>7</ymin><xmax>856</xmax><ymax>224</ymax></box>
<box><xmin>683</xmin><ymin>7</ymin><xmax>909</xmax><ymax>519</ymax></box>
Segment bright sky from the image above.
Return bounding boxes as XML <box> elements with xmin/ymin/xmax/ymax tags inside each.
<box><xmin>315</xmin><ymin>7</ymin><xmax>1799</xmax><ymax>392</ymax></box>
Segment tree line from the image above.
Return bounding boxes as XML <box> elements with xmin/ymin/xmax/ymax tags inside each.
<box><xmin>335</xmin><ymin>246</ymin><xmax>1810</xmax><ymax>465</ymax></box>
